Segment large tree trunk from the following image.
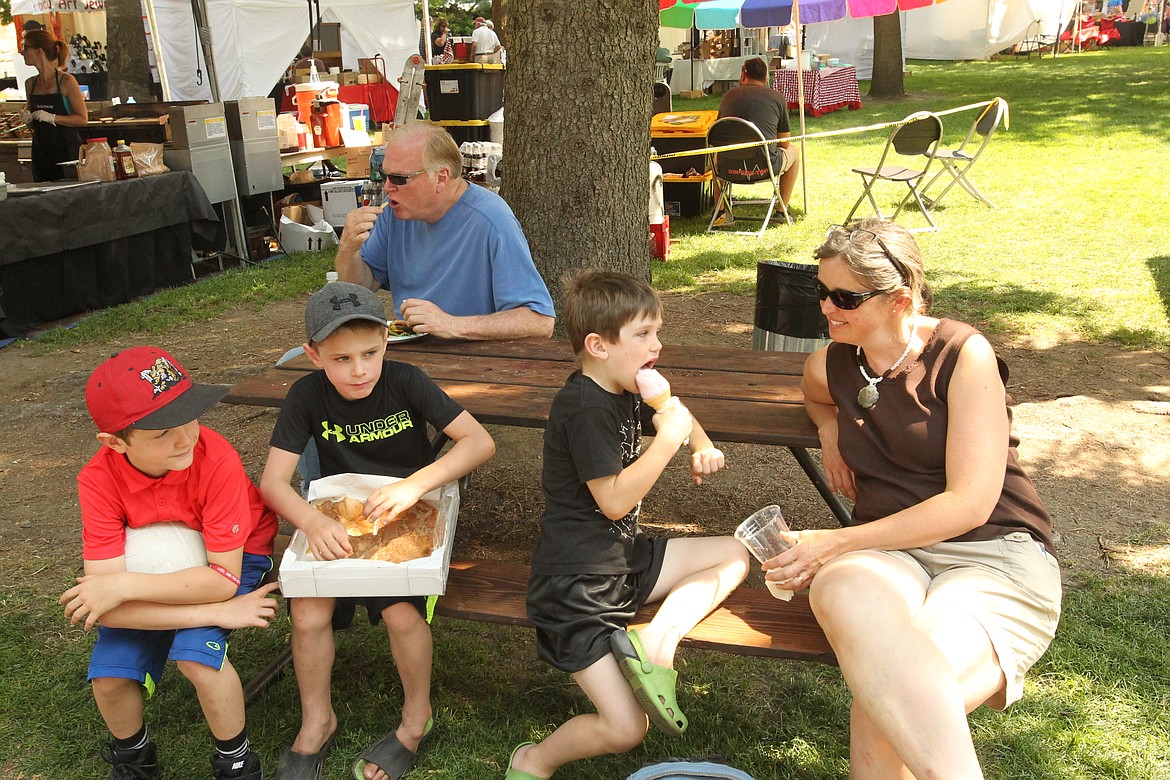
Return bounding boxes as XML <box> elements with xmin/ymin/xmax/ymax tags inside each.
<box><xmin>106</xmin><ymin>0</ymin><xmax>152</xmax><ymax>102</ymax></box>
<box><xmin>503</xmin><ymin>0</ymin><xmax>656</xmax><ymax>319</ymax></box>
<box><xmin>868</xmin><ymin>12</ymin><xmax>905</xmax><ymax>98</ymax></box>
<box><xmin>492</xmin><ymin>0</ymin><xmax>509</xmax><ymax>44</ymax></box>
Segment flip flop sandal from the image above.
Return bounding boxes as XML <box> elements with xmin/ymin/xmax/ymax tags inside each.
<box><xmin>610</xmin><ymin>628</ymin><xmax>689</xmax><ymax>736</ymax></box>
<box><xmin>503</xmin><ymin>742</ymin><xmax>542</xmax><ymax>779</ymax></box>
<box><xmin>272</xmin><ymin>733</ymin><xmax>334</xmax><ymax>780</ymax></box>
<box><xmin>352</xmin><ymin>718</ymin><xmax>434</xmax><ymax>780</ymax></box>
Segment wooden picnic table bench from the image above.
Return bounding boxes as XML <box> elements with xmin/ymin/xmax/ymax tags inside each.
<box><xmin>229</xmin><ymin>338</ymin><xmax>844</xmax><ymax>701</ymax></box>
<box><xmin>245</xmin><ymin>557</ymin><xmax>835</xmax><ymax>702</ymax></box>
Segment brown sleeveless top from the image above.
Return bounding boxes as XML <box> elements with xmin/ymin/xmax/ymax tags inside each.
<box><xmin>825</xmin><ymin>318</ymin><xmax>1055</xmax><ymax>555</ymax></box>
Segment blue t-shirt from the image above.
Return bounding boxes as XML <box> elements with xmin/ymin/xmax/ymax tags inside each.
<box><xmin>361</xmin><ymin>184</ymin><xmax>555</xmax><ymax>319</ymax></box>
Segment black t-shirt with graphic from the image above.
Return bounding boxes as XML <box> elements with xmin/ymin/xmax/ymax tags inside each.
<box><xmin>531</xmin><ymin>371</ymin><xmax>656</xmax><ymax>576</ymax></box>
<box><xmin>270</xmin><ymin>361</ymin><xmax>463</xmax><ymax>479</ymax></box>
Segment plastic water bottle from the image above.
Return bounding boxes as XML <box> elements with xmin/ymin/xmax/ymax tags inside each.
<box><xmin>325</xmin><ymin>271</ymin><xmax>339</xmax><ymax>285</ymax></box>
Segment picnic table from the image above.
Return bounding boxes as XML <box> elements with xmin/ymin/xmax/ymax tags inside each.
<box><xmin>225</xmin><ymin>337</ymin><xmax>851</xmax><ymax>525</ymax></box>
<box><xmin>229</xmin><ymin>337</ymin><xmax>844</xmax><ymax>698</ymax></box>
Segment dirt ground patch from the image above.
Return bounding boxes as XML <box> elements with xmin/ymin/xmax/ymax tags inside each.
<box><xmin>1</xmin><ymin>292</ymin><xmax>1167</xmax><ymax>599</ymax></box>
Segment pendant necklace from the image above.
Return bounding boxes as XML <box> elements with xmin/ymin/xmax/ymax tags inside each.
<box><xmin>856</xmin><ymin>316</ymin><xmax>917</xmax><ymax>409</ymax></box>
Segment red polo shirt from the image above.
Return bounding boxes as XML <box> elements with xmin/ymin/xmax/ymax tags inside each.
<box><xmin>78</xmin><ymin>426</ymin><xmax>278</xmax><ymax>560</ymax></box>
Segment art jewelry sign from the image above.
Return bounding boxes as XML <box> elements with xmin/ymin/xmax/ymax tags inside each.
<box><xmin>13</xmin><ymin>0</ymin><xmax>105</xmax><ymax>13</ymax></box>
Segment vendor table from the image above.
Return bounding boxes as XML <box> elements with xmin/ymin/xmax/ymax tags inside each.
<box><xmin>0</xmin><ymin>171</ymin><xmax>220</xmax><ymax>337</ymax></box>
<box><xmin>669</xmin><ymin>55</ymin><xmax>754</xmax><ymax>94</ymax></box>
<box><xmin>279</xmin><ymin>82</ymin><xmax>399</xmax><ymax>125</ymax></box>
<box><xmin>772</xmin><ymin>66</ymin><xmax>862</xmax><ymax>117</ymax></box>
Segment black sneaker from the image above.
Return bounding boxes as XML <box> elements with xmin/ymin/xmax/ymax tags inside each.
<box><xmin>211</xmin><ymin>749</ymin><xmax>263</xmax><ymax>780</ymax></box>
<box><xmin>101</xmin><ymin>740</ymin><xmax>159</xmax><ymax>779</ymax></box>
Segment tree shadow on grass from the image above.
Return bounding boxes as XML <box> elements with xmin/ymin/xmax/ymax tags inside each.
<box><xmin>1147</xmin><ymin>255</ymin><xmax>1170</xmax><ymax>323</ymax></box>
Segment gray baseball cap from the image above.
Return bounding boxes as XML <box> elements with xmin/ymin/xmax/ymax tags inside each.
<box><xmin>305</xmin><ymin>282</ymin><xmax>388</xmax><ymax>343</ymax></box>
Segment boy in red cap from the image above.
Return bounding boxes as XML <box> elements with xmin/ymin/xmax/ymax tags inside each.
<box><xmin>61</xmin><ymin>346</ymin><xmax>281</xmax><ymax>780</ymax></box>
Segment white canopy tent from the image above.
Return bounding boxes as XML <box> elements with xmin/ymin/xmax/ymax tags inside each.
<box><xmin>804</xmin><ymin>0</ymin><xmax>1077</xmax><ymax>78</ymax></box>
<box><xmin>11</xmin><ymin>0</ymin><xmax>418</xmax><ymax>102</ymax></box>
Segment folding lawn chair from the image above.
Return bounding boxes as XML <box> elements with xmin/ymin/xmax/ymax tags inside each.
<box><xmin>843</xmin><ymin>110</ymin><xmax>943</xmax><ymax>232</ymax></box>
<box><xmin>921</xmin><ymin>98</ymin><xmax>1007</xmax><ymax>211</ymax></box>
<box><xmin>706</xmin><ymin>117</ymin><xmax>790</xmax><ymax>239</ymax></box>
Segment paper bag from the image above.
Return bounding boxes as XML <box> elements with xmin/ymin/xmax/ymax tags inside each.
<box><xmin>130</xmin><ymin>143</ymin><xmax>169</xmax><ymax>177</ymax></box>
<box><xmin>279</xmin><ymin>204</ymin><xmax>340</xmax><ymax>253</ymax></box>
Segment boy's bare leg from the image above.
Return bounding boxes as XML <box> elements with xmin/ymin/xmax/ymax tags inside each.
<box><xmin>510</xmin><ymin>655</ymin><xmax>649</xmax><ymax>779</ymax></box>
<box><xmin>361</xmin><ymin>602</ymin><xmax>433</xmax><ymax>780</ymax></box>
<box><xmin>637</xmin><ymin>536</ymin><xmax>749</xmax><ymax>668</ymax></box>
<box><xmin>288</xmin><ymin>597</ymin><xmax>339</xmax><ymax>754</ymax></box>
<box><xmin>92</xmin><ymin>676</ymin><xmax>146</xmax><ymax>739</ymax></box>
<box><xmin>177</xmin><ymin>657</ymin><xmax>245</xmax><ymax>740</ymax></box>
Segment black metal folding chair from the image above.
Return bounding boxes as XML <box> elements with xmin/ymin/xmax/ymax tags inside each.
<box><xmin>921</xmin><ymin>98</ymin><xmax>1007</xmax><ymax>211</ymax></box>
<box><xmin>843</xmin><ymin>111</ymin><xmax>944</xmax><ymax>232</ymax></box>
<box><xmin>706</xmin><ymin>117</ymin><xmax>790</xmax><ymax>239</ymax></box>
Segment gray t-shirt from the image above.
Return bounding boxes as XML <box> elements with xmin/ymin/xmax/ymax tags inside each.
<box><xmin>718</xmin><ymin>83</ymin><xmax>791</xmax><ymax>166</ymax></box>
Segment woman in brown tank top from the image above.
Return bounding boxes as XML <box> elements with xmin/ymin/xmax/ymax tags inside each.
<box><xmin>761</xmin><ymin>219</ymin><xmax>1061</xmax><ymax>779</ymax></box>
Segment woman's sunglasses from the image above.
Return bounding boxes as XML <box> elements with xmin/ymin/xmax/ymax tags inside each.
<box><xmin>816</xmin><ymin>281</ymin><xmax>885</xmax><ymax>310</ymax></box>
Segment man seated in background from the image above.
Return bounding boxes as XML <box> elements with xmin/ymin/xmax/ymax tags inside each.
<box><xmin>714</xmin><ymin>57</ymin><xmax>801</xmax><ymax>222</ymax></box>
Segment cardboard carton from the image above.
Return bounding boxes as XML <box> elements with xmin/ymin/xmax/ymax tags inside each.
<box><xmin>279</xmin><ymin>475</ymin><xmax>460</xmax><ymax>598</ymax></box>
<box><xmin>278</xmin><ymin>203</ymin><xmax>339</xmax><ymax>253</ymax></box>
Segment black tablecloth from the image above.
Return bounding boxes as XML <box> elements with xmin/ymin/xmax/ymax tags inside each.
<box><xmin>1113</xmin><ymin>19</ymin><xmax>1146</xmax><ymax>45</ymax></box>
<box><xmin>0</xmin><ymin>171</ymin><xmax>220</xmax><ymax>337</ymax></box>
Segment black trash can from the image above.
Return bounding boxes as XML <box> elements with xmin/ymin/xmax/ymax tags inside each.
<box><xmin>754</xmin><ymin>260</ymin><xmax>830</xmax><ymax>352</ymax></box>
<box><xmin>652</xmin><ymin>82</ymin><xmax>672</xmax><ymax>117</ymax></box>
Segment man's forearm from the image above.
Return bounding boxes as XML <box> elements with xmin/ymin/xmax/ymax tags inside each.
<box><xmin>451</xmin><ymin>307</ymin><xmax>554</xmax><ymax>340</ymax></box>
<box><xmin>335</xmin><ymin>245</ymin><xmax>379</xmax><ymax>291</ymax></box>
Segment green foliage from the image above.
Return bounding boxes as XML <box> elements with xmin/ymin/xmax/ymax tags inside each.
<box><xmin>0</xmin><ymin>1</ymin><xmax>11</xmax><ymax>27</ymax></box>
<box><xmin>416</xmin><ymin>0</ymin><xmax>492</xmax><ymax>36</ymax></box>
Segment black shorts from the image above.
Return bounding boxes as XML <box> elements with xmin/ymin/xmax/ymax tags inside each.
<box><xmin>330</xmin><ymin>596</ymin><xmax>430</xmax><ymax>630</ymax></box>
<box><xmin>526</xmin><ymin>537</ymin><xmax>668</xmax><ymax>673</ymax></box>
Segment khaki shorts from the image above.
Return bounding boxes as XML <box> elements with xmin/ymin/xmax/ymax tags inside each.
<box><xmin>775</xmin><ymin>145</ymin><xmax>795</xmax><ymax>175</ymax></box>
<box><xmin>867</xmin><ymin>532</ymin><xmax>1062</xmax><ymax>709</ymax></box>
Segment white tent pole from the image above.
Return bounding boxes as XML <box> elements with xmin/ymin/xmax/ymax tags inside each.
<box><xmin>1156</xmin><ymin>0</ymin><xmax>1166</xmax><ymax>46</ymax></box>
<box><xmin>143</xmin><ymin>0</ymin><xmax>171</xmax><ymax>100</ymax></box>
<box><xmin>792</xmin><ymin>1</ymin><xmax>808</xmax><ymax>214</ymax></box>
<box><xmin>421</xmin><ymin>0</ymin><xmax>431</xmax><ymax>59</ymax></box>
<box><xmin>189</xmin><ymin>0</ymin><xmax>221</xmax><ymax>102</ymax></box>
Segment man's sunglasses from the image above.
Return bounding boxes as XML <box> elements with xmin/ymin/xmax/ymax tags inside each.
<box><xmin>816</xmin><ymin>281</ymin><xmax>886</xmax><ymax>310</ymax></box>
<box><xmin>825</xmin><ymin>224</ymin><xmax>909</xmax><ymax>284</ymax></box>
<box><xmin>384</xmin><ymin>168</ymin><xmax>434</xmax><ymax>186</ymax></box>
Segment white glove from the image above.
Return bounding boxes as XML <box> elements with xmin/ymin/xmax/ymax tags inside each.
<box><xmin>30</xmin><ymin>110</ymin><xmax>56</xmax><ymax>125</ymax></box>
<box><xmin>18</xmin><ymin>108</ymin><xmax>32</xmax><ymax>124</ymax></box>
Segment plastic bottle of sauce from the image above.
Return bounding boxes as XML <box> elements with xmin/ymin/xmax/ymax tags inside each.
<box><xmin>113</xmin><ymin>139</ymin><xmax>138</xmax><ymax>180</ymax></box>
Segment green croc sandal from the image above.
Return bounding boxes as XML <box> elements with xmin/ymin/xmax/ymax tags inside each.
<box><xmin>504</xmin><ymin>742</ymin><xmax>543</xmax><ymax>779</ymax></box>
<box><xmin>610</xmin><ymin>628</ymin><xmax>688</xmax><ymax>736</ymax></box>
<box><xmin>352</xmin><ymin>719</ymin><xmax>433</xmax><ymax>780</ymax></box>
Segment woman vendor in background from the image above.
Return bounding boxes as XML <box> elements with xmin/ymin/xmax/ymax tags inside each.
<box><xmin>21</xmin><ymin>29</ymin><xmax>87</xmax><ymax>182</ymax></box>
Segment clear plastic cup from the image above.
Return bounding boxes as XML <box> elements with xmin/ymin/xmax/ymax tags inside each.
<box><xmin>735</xmin><ymin>505</ymin><xmax>794</xmax><ymax>600</ymax></box>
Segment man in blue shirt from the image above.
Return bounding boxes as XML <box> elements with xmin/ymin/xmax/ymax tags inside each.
<box><xmin>337</xmin><ymin>122</ymin><xmax>554</xmax><ymax>340</ymax></box>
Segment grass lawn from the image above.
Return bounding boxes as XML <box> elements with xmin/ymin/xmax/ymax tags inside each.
<box><xmin>2</xmin><ymin>47</ymin><xmax>1168</xmax><ymax>779</ymax></box>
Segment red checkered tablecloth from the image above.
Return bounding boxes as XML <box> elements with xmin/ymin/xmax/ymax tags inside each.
<box><xmin>772</xmin><ymin>66</ymin><xmax>862</xmax><ymax>118</ymax></box>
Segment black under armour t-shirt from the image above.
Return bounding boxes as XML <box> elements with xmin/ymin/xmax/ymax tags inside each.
<box><xmin>270</xmin><ymin>361</ymin><xmax>463</xmax><ymax>479</ymax></box>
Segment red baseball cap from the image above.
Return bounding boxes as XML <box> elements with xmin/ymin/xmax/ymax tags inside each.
<box><xmin>85</xmin><ymin>346</ymin><xmax>227</xmax><ymax>433</ymax></box>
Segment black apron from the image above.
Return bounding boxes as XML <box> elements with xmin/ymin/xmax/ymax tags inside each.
<box><xmin>28</xmin><ymin>72</ymin><xmax>82</xmax><ymax>182</ymax></box>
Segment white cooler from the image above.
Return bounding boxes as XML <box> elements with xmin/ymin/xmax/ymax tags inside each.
<box><xmin>320</xmin><ymin>180</ymin><xmax>363</xmax><ymax>229</ymax></box>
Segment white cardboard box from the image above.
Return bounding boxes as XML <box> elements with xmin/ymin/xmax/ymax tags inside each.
<box><xmin>278</xmin><ymin>474</ymin><xmax>460</xmax><ymax>598</ymax></box>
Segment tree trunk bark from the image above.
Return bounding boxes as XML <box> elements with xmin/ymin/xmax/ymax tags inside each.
<box><xmin>493</xmin><ymin>0</ymin><xmax>509</xmax><ymax>45</ymax></box>
<box><xmin>106</xmin><ymin>0</ymin><xmax>152</xmax><ymax>102</ymax></box>
<box><xmin>503</xmin><ymin>0</ymin><xmax>656</xmax><ymax>322</ymax></box>
<box><xmin>868</xmin><ymin>12</ymin><xmax>905</xmax><ymax>98</ymax></box>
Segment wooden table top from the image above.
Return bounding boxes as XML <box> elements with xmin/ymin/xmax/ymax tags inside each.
<box><xmin>224</xmin><ymin>338</ymin><xmax>819</xmax><ymax>448</ymax></box>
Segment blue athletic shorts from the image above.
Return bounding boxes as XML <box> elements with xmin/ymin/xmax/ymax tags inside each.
<box><xmin>87</xmin><ymin>552</ymin><xmax>273</xmax><ymax>696</ymax></box>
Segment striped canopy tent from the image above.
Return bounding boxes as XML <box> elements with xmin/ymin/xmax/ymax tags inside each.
<box><xmin>659</xmin><ymin>0</ymin><xmax>947</xmax><ymax>212</ymax></box>
<box><xmin>660</xmin><ymin>0</ymin><xmax>944</xmax><ymax>29</ymax></box>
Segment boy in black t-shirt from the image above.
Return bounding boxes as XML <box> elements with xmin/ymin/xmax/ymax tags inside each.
<box><xmin>505</xmin><ymin>270</ymin><xmax>749</xmax><ymax>779</ymax></box>
<box><xmin>260</xmin><ymin>282</ymin><xmax>495</xmax><ymax>780</ymax></box>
